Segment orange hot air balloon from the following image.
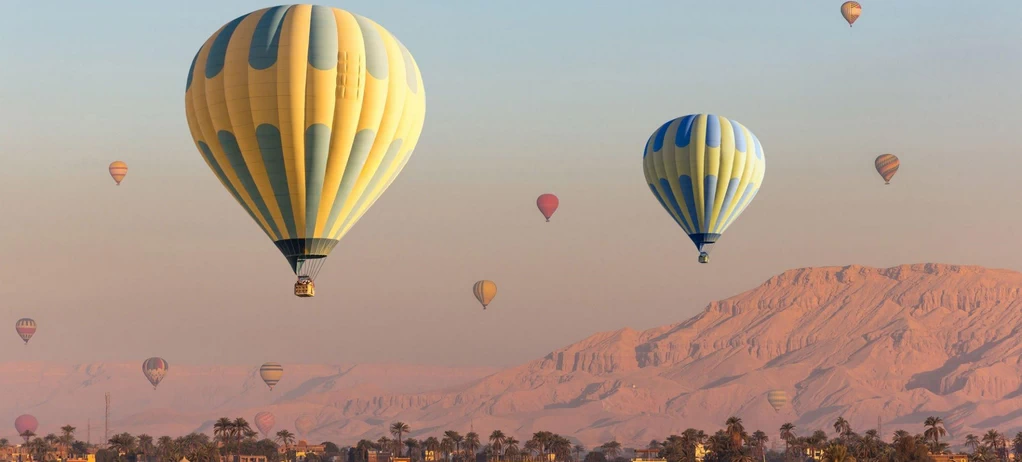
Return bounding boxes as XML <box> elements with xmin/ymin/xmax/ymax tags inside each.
<box><xmin>109</xmin><ymin>161</ymin><xmax>128</xmax><ymax>185</ymax></box>
<box><xmin>841</xmin><ymin>1</ymin><xmax>862</xmax><ymax>27</ymax></box>
<box><xmin>536</xmin><ymin>194</ymin><xmax>559</xmax><ymax>222</ymax></box>
<box><xmin>874</xmin><ymin>154</ymin><xmax>900</xmax><ymax>185</ymax></box>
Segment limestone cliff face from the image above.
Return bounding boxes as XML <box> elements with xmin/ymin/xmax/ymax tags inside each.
<box><xmin>6</xmin><ymin>264</ymin><xmax>1022</xmax><ymax>447</ymax></box>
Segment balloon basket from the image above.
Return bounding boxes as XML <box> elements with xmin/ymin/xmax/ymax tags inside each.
<box><xmin>294</xmin><ymin>279</ymin><xmax>315</xmax><ymax>297</ymax></box>
<box><xmin>698</xmin><ymin>252</ymin><xmax>710</xmax><ymax>264</ymax></box>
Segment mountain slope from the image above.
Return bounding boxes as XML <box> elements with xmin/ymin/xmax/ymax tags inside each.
<box><xmin>6</xmin><ymin>264</ymin><xmax>1022</xmax><ymax>447</ymax></box>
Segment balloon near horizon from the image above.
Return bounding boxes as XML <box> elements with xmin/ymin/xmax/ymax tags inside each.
<box><xmin>643</xmin><ymin>114</ymin><xmax>766</xmax><ymax>265</ymax></box>
<box><xmin>473</xmin><ymin>280</ymin><xmax>498</xmax><ymax>310</ymax></box>
<box><xmin>183</xmin><ymin>4</ymin><xmax>426</xmax><ymax>299</ymax></box>
<box><xmin>15</xmin><ymin>318</ymin><xmax>36</xmax><ymax>345</ymax></box>
<box><xmin>259</xmin><ymin>362</ymin><xmax>284</xmax><ymax>390</ymax></box>
<box><xmin>143</xmin><ymin>357</ymin><xmax>169</xmax><ymax>390</ymax></box>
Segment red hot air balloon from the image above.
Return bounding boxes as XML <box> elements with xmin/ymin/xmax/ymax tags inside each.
<box><xmin>15</xmin><ymin>414</ymin><xmax>38</xmax><ymax>440</ymax></box>
<box><xmin>536</xmin><ymin>194</ymin><xmax>559</xmax><ymax>222</ymax></box>
<box><xmin>254</xmin><ymin>412</ymin><xmax>276</xmax><ymax>438</ymax></box>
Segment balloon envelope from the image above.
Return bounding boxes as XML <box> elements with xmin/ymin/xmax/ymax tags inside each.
<box><xmin>536</xmin><ymin>194</ymin><xmax>559</xmax><ymax>221</ymax></box>
<box><xmin>841</xmin><ymin>1</ymin><xmax>862</xmax><ymax>26</ymax></box>
<box><xmin>767</xmin><ymin>390</ymin><xmax>788</xmax><ymax>411</ymax></box>
<box><xmin>109</xmin><ymin>161</ymin><xmax>128</xmax><ymax>185</ymax></box>
<box><xmin>295</xmin><ymin>415</ymin><xmax>315</xmax><ymax>437</ymax></box>
<box><xmin>15</xmin><ymin>318</ymin><xmax>36</xmax><ymax>344</ymax></box>
<box><xmin>473</xmin><ymin>280</ymin><xmax>497</xmax><ymax>309</ymax></box>
<box><xmin>184</xmin><ymin>5</ymin><xmax>426</xmax><ymax>284</ymax></box>
<box><xmin>874</xmin><ymin>154</ymin><xmax>899</xmax><ymax>184</ymax></box>
<box><xmin>14</xmin><ymin>414</ymin><xmax>38</xmax><ymax>435</ymax></box>
<box><xmin>142</xmin><ymin>357</ymin><xmax>169</xmax><ymax>389</ymax></box>
<box><xmin>643</xmin><ymin>114</ymin><xmax>766</xmax><ymax>263</ymax></box>
<box><xmin>259</xmin><ymin>362</ymin><xmax>284</xmax><ymax>390</ymax></box>
<box><xmin>254</xmin><ymin>412</ymin><xmax>276</xmax><ymax>437</ymax></box>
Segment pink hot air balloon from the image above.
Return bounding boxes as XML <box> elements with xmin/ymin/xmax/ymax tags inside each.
<box><xmin>295</xmin><ymin>415</ymin><xmax>315</xmax><ymax>437</ymax></box>
<box><xmin>15</xmin><ymin>318</ymin><xmax>36</xmax><ymax>345</ymax></box>
<box><xmin>254</xmin><ymin>412</ymin><xmax>276</xmax><ymax>438</ymax></box>
<box><xmin>15</xmin><ymin>414</ymin><xmax>38</xmax><ymax>439</ymax></box>
<box><xmin>536</xmin><ymin>194</ymin><xmax>559</xmax><ymax>222</ymax></box>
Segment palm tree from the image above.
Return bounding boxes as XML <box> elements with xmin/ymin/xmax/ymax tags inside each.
<box><xmin>726</xmin><ymin>417</ymin><xmax>746</xmax><ymax>450</ymax></box>
<box><xmin>406</xmin><ymin>438</ymin><xmax>422</xmax><ymax>462</ymax></box>
<box><xmin>600</xmin><ymin>441</ymin><xmax>622</xmax><ymax>460</ymax></box>
<box><xmin>966</xmin><ymin>435</ymin><xmax>980</xmax><ymax>454</ymax></box>
<box><xmin>440</xmin><ymin>437</ymin><xmax>455</xmax><ymax>462</ymax></box>
<box><xmin>489</xmin><ymin>431</ymin><xmax>507</xmax><ymax>461</ymax></box>
<box><xmin>138</xmin><ymin>434</ymin><xmax>155</xmax><ymax>462</ymax></box>
<box><xmin>232</xmin><ymin>418</ymin><xmax>252</xmax><ymax>462</ymax></box>
<box><xmin>277</xmin><ymin>430</ymin><xmax>296</xmax><ymax>462</ymax></box>
<box><xmin>923</xmin><ymin>417</ymin><xmax>947</xmax><ymax>453</ymax></box>
<box><xmin>465</xmin><ymin>432</ymin><xmax>481</xmax><ymax>461</ymax></box>
<box><xmin>549</xmin><ymin>436</ymin><xmax>571</xmax><ymax>461</ymax></box>
<box><xmin>424</xmin><ymin>437</ymin><xmax>441</xmax><ymax>462</ymax></box>
<box><xmin>214</xmin><ymin>418</ymin><xmax>234</xmax><ymax>448</ymax></box>
<box><xmin>28</xmin><ymin>437</ymin><xmax>53</xmax><ymax>462</ymax></box>
<box><xmin>780</xmin><ymin>423</ymin><xmax>796</xmax><ymax>462</ymax></box>
<box><xmin>751</xmin><ymin>431</ymin><xmax>769</xmax><ymax>462</ymax></box>
<box><xmin>444</xmin><ymin>432</ymin><xmax>463</xmax><ymax>462</ymax></box>
<box><xmin>574</xmin><ymin>444</ymin><xmax>585</xmax><ymax>462</ymax></box>
<box><xmin>821</xmin><ymin>444</ymin><xmax>855</xmax><ymax>462</ymax></box>
<box><xmin>833</xmin><ymin>418</ymin><xmax>851</xmax><ymax>442</ymax></box>
<box><xmin>20</xmin><ymin>430</ymin><xmax>35</xmax><ymax>445</ymax></box>
<box><xmin>391</xmin><ymin>423</ymin><xmax>411</xmax><ymax>457</ymax></box>
<box><xmin>355</xmin><ymin>439</ymin><xmax>376</xmax><ymax>462</ymax></box>
<box><xmin>505</xmin><ymin>438</ymin><xmax>520</xmax><ymax>458</ymax></box>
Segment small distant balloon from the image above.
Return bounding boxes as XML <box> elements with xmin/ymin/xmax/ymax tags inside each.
<box><xmin>15</xmin><ymin>318</ymin><xmax>36</xmax><ymax>345</ymax></box>
<box><xmin>473</xmin><ymin>280</ymin><xmax>498</xmax><ymax>310</ymax></box>
<box><xmin>142</xmin><ymin>357</ymin><xmax>168</xmax><ymax>390</ymax></box>
<box><xmin>874</xmin><ymin>154</ymin><xmax>899</xmax><ymax>185</ymax></box>
<box><xmin>109</xmin><ymin>161</ymin><xmax>128</xmax><ymax>185</ymax></box>
<box><xmin>536</xmin><ymin>194</ymin><xmax>559</xmax><ymax>222</ymax></box>
<box><xmin>14</xmin><ymin>414</ymin><xmax>38</xmax><ymax>436</ymax></box>
<box><xmin>259</xmin><ymin>362</ymin><xmax>284</xmax><ymax>390</ymax></box>
<box><xmin>767</xmin><ymin>390</ymin><xmax>789</xmax><ymax>412</ymax></box>
<box><xmin>254</xmin><ymin>412</ymin><xmax>276</xmax><ymax>437</ymax></box>
<box><xmin>295</xmin><ymin>415</ymin><xmax>315</xmax><ymax>437</ymax></box>
<box><xmin>841</xmin><ymin>1</ymin><xmax>861</xmax><ymax>27</ymax></box>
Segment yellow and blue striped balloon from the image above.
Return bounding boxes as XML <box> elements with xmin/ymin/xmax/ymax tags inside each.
<box><xmin>643</xmin><ymin>114</ymin><xmax>766</xmax><ymax>263</ymax></box>
<box><xmin>184</xmin><ymin>5</ymin><xmax>426</xmax><ymax>282</ymax></box>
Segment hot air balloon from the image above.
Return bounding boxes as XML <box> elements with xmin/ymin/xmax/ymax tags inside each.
<box><xmin>536</xmin><ymin>194</ymin><xmax>559</xmax><ymax>222</ymax></box>
<box><xmin>109</xmin><ymin>161</ymin><xmax>128</xmax><ymax>185</ymax></box>
<box><xmin>874</xmin><ymin>154</ymin><xmax>899</xmax><ymax>185</ymax></box>
<box><xmin>142</xmin><ymin>357</ymin><xmax>169</xmax><ymax>389</ymax></box>
<box><xmin>767</xmin><ymin>390</ymin><xmax>788</xmax><ymax>412</ymax></box>
<box><xmin>841</xmin><ymin>1</ymin><xmax>862</xmax><ymax>27</ymax></box>
<box><xmin>14</xmin><ymin>414</ymin><xmax>38</xmax><ymax>440</ymax></box>
<box><xmin>254</xmin><ymin>412</ymin><xmax>276</xmax><ymax>437</ymax></box>
<box><xmin>15</xmin><ymin>318</ymin><xmax>36</xmax><ymax>345</ymax></box>
<box><xmin>643</xmin><ymin>114</ymin><xmax>766</xmax><ymax>264</ymax></box>
<box><xmin>472</xmin><ymin>280</ymin><xmax>497</xmax><ymax>309</ymax></box>
<box><xmin>259</xmin><ymin>362</ymin><xmax>284</xmax><ymax>390</ymax></box>
<box><xmin>184</xmin><ymin>5</ymin><xmax>426</xmax><ymax>298</ymax></box>
<box><xmin>295</xmin><ymin>415</ymin><xmax>315</xmax><ymax>437</ymax></box>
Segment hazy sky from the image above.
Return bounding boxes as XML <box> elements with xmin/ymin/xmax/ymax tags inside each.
<box><xmin>0</xmin><ymin>1</ymin><xmax>1019</xmax><ymax>368</ymax></box>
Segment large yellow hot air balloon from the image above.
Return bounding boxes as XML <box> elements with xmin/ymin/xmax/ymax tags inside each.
<box><xmin>184</xmin><ymin>5</ymin><xmax>426</xmax><ymax>297</ymax></box>
<box><xmin>643</xmin><ymin>114</ymin><xmax>766</xmax><ymax>264</ymax></box>
<box><xmin>472</xmin><ymin>280</ymin><xmax>497</xmax><ymax>309</ymax></box>
<box><xmin>841</xmin><ymin>1</ymin><xmax>862</xmax><ymax>27</ymax></box>
<box><xmin>874</xmin><ymin>154</ymin><xmax>899</xmax><ymax>185</ymax></box>
<box><xmin>767</xmin><ymin>390</ymin><xmax>788</xmax><ymax>412</ymax></box>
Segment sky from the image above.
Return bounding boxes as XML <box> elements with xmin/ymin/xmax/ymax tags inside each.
<box><xmin>0</xmin><ymin>1</ymin><xmax>1020</xmax><ymax>369</ymax></box>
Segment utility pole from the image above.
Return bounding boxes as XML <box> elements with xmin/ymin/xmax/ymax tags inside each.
<box><xmin>105</xmin><ymin>392</ymin><xmax>111</xmax><ymax>446</ymax></box>
<box><xmin>87</xmin><ymin>419</ymin><xmax>91</xmax><ymax>445</ymax></box>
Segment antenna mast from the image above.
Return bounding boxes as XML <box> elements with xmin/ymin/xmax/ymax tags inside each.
<box><xmin>105</xmin><ymin>392</ymin><xmax>111</xmax><ymax>446</ymax></box>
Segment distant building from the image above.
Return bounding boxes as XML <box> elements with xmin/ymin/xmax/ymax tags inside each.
<box><xmin>804</xmin><ymin>448</ymin><xmax>824</xmax><ymax>461</ymax></box>
<box><xmin>631</xmin><ymin>449</ymin><xmax>665</xmax><ymax>462</ymax></box>
<box><xmin>367</xmin><ymin>450</ymin><xmax>393</xmax><ymax>462</ymax></box>
<box><xmin>219</xmin><ymin>456</ymin><xmax>267</xmax><ymax>462</ymax></box>
<box><xmin>930</xmin><ymin>454</ymin><xmax>968</xmax><ymax>462</ymax></box>
<box><xmin>694</xmin><ymin>444</ymin><xmax>707</xmax><ymax>462</ymax></box>
<box><xmin>424</xmin><ymin>451</ymin><xmax>439</xmax><ymax>462</ymax></box>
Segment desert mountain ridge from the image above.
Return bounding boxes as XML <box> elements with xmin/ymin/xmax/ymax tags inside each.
<box><xmin>5</xmin><ymin>263</ymin><xmax>1022</xmax><ymax>448</ymax></box>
